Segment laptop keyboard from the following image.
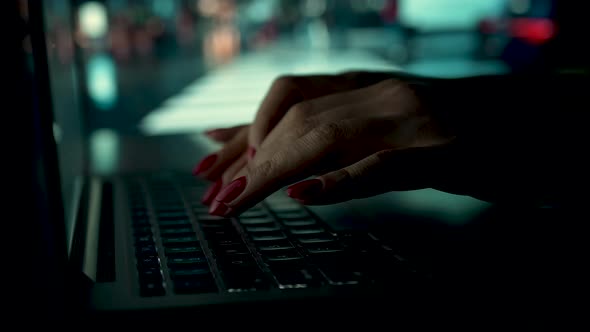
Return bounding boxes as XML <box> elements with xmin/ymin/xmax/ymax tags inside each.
<box><xmin>126</xmin><ymin>173</ymin><xmax>417</xmax><ymax>297</ymax></box>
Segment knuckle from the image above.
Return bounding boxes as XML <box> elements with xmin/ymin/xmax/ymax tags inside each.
<box><xmin>252</xmin><ymin>158</ymin><xmax>275</xmax><ymax>178</ymax></box>
<box><xmin>374</xmin><ymin>78</ymin><xmax>403</xmax><ymax>94</ymax></box>
<box><xmin>380</xmin><ymin>78</ymin><xmax>401</xmax><ymax>87</ymax></box>
<box><xmin>314</xmin><ymin>121</ymin><xmax>347</xmax><ymax>142</ymax></box>
<box><xmin>273</xmin><ymin>75</ymin><xmax>298</xmax><ymax>90</ymax></box>
<box><xmin>285</xmin><ymin>101</ymin><xmax>313</xmax><ymax>126</ymax></box>
<box><xmin>372</xmin><ymin>149</ymin><xmax>399</xmax><ymax>167</ymax></box>
<box><xmin>293</xmin><ymin>118</ymin><xmax>316</xmax><ymax>138</ymax></box>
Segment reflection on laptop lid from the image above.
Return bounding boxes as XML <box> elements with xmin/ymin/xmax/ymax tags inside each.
<box><xmin>13</xmin><ymin>0</ymin><xmax>71</xmax><ymax>320</ymax></box>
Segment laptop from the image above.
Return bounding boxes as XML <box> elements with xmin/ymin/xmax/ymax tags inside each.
<box><xmin>16</xmin><ymin>0</ymin><xmax>580</xmax><ymax>326</ymax></box>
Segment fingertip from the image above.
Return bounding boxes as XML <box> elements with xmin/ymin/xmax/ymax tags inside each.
<box><xmin>247</xmin><ymin>146</ymin><xmax>256</xmax><ymax>160</ymax></box>
<box><xmin>209</xmin><ymin>200</ymin><xmax>229</xmax><ymax>216</ymax></box>
<box><xmin>286</xmin><ymin>179</ymin><xmax>323</xmax><ymax>201</ymax></box>
<box><xmin>201</xmin><ymin>179</ymin><xmax>222</xmax><ymax>205</ymax></box>
<box><xmin>193</xmin><ymin>154</ymin><xmax>218</xmax><ymax>176</ymax></box>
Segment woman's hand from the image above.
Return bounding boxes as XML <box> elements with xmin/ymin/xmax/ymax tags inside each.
<box><xmin>193</xmin><ymin>72</ymin><xmax>391</xmax><ymax>206</ymax></box>
<box><xmin>198</xmin><ymin>75</ymin><xmax>456</xmax><ymax>217</ymax></box>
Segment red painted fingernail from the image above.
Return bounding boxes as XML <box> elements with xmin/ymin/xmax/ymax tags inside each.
<box><xmin>193</xmin><ymin>154</ymin><xmax>217</xmax><ymax>176</ymax></box>
<box><xmin>247</xmin><ymin>146</ymin><xmax>256</xmax><ymax>159</ymax></box>
<box><xmin>287</xmin><ymin>179</ymin><xmax>323</xmax><ymax>200</ymax></box>
<box><xmin>209</xmin><ymin>200</ymin><xmax>229</xmax><ymax>216</ymax></box>
<box><xmin>215</xmin><ymin>176</ymin><xmax>247</xmax><ymax>203</ymax></box>
<box><xmin>205</xmin><ymin>129</ymin><xmax>224</xmax><ymax>140</ymax></box>
<box><xmin>201</xmin><ymin>179</ymin><xmax>222</xmax><ymax>205</ymax></box>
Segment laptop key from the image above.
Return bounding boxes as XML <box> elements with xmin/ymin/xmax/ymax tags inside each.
<box><xmin>135</xmin><ymin>235</ymin><xmax>155</xmax><ymax>246</ymax></box>
<box><xmin>212</xmin><ymin>244</ymin><xmax>250</xmax><ymax>256</ymax></box>
<box><xmin>296</xmin><ymin>234</ymin><xmax>335</xmax><ymax>244</ymax></box>
<box><xmin>224</xmin><ymin>272</ymin><xmax>270</xmax><ymax>292</ymax></box>
<box><xmin>256</xmin><ymin>240</ymin><xmax>294</xmax><ymax>251</ymax></box>
<box><xmin>159</xmin><ymin>227</ymin><xmax>194</xmax><ymax>235</ymax></box>
<box><xmin>281</xmin><ymin>219</ymin><xmax>317</xmax><ymax>227</ymax></box>
<box><xmin>245</xmin><ymin>225</ymin><xmax>281</xmax><ymax>233</ymax></box>
<box><xmin>162</xmin><ymin>237</ymin><xmax>199</xmax><ymax>248</ymax></box>
<box><xmin>138</xmin><ymin>268</ymin><xmax>163</xmax><ymax>284</ymax></box>
<box><xmin>167</xmin><ymin>255</ymin><xmax>207</xmax><ymax>266</ymax></box>
<box><xmin>165</xmin><ymin>246</ymin><xmax>202</xmax><ymax>256</ymax></box>
<box><xmin>132</xmin><ymin>217</ymin><xmax>151</xmax><ymax>227</ymax></box>
<box><xmin>132</xmin><ymin>209</ymin><xmax>148</xmax><ymax>218</ymax></box>
<box><xmin>289</xmin><ymin>227</ymin><xmax>325</xmax><ymax>236</ymax></box>
<box><xmin>158</xmin><ymin>218</ymin><xmax>190</xmax><ymax>226</ymax></box>
<box><xmin>157</xmin><ymin>210</ymin><xmax>187</xmax><ymax>218</ymax></box>
<box><xmin>173</xmin><ymin>275</ymin><xmax>217</xmax><ymax>294</ymax></box>
<box><xmin>306</xmin><ymin>248</ymin><xmax>346</xmax><ymax>264</ymax></box>
<box><xmin>208</xmin><ymin>238</ymin><xmax>244</xmax><ymax>248</ymax></box>
<box><xmin>199</xmin><ymin>222</ymin><xmax>233</xmax><ymax>230</ymax></box>
<box><xmin>133</xmin><ymin>227</ymin><xmax>153</xmax><ymax>237</ymax></box>
<box><xmin>250</xmin><ymin>232</ymin><xmax>287</xmax><ymax>242</ymax></box>
<box><xmin>238</xmin><ymin>210</ymin><xmax>269</xmax><ymax>219</ymax></box>
<box><xmin>318</xmin><ymin>268</ymin><xmax>363</xmax><ymax>286</ymax></box>
<box><xmin>202</xmin><ymin>229</ymin><xmax>240</xmax><ymax>239</ymax></box>
<box><xmin>137</xmin><ymin>256</ymin><xmax>160</xmax><ymax>269</ymax></box>
<box><xmin>170</xmin><ymin>267</ymin><xmax>211</xmax><ymax>279</ymax></box>
<box><xmin>239</xmin><ymin>217</ymin><xmax>277</xmax><ymax>225</ymax></box>
<box><xmin>263</xmin><ymin>250</ymin><xmax>304</xmax><ymax>268</ymax></box>
<box><xmin>140</xmin><ymin>281</ymin><xmax>165</xmax><ymax>297</ymax></box>
<box><xmin>160</xmin><ymin>231</ymin><xmax>195</xmax><ymax>239</ymax></box>
<box><xmin>216</xmin><ymin>253</ymin><xmax>254</xmax><ymax>267</ymax></box>
<box><xmin>217</xmin><ymin>256</ymin><xmax>258</xmax><ymax>274</ymax></box>
<box><xmin>136</xmin><ymin>245</ymin><xmax>157</xmax><ymax>257</ymax></box>
<box><xmin>273</xmin><ymin>268</ymin><xmax>322</xmax><ymax>289</ymax></box>
<box><xmin>168</xmin><ymin>261</ymin><xmax>209</xmax><ymax>271</ymax></box>
<box><xmin>260</xmin><ymin>248</ymin><xmax>299</xmax><ymax>258</ymax></box>
<box><xmin>196</xmin><ymin>214</ymin><xmax>230</xmax><ymax>222</ymax></box>
<box><xmin>158</xmin><ymin>214</ymin><xmax>189</xmax><ymax>221</ymax></box>
<box><xmin>275</xmin><ymin>210</ymin><xmax>310</xmax><ymax>220</ymax></box>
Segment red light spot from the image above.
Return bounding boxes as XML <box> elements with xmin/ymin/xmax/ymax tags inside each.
<box><xmin>510</xmin><ymin>18</ymin><xmax>556</xmax><ymax>45</ymax></box>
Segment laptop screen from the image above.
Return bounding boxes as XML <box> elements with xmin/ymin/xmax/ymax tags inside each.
<box><xmin>40</xmin><ymin>0</ymin><xmax>86</xmax><ymax>251</ymax></box>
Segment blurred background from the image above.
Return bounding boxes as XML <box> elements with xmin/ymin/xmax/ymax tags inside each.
<box><xmin>39</xmin><ymin>0</ymin><xmax>558</xmax><ymax>138</ymax></box>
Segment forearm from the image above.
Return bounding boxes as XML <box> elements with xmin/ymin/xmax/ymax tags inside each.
<box><xmin>429</xmin><ymin>73</ymin><xmax>589</xmax><ymax>206</ymax></box>
<box><xmin>341</xmin><ymin>70</ymin><xmax>588</xmax><ymax>205</ymax></box>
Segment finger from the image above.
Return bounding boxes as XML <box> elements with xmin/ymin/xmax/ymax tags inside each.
<box><xmin>257</xmin><ymin>85</ymin><xmax>387</xmax><ymax>157</ymax></box>
<box><xmin>201</xmin><ymin>153</ymin><xmax>246</xmax><ymax>205</ymax></box>
<box><xmin>248</xmin><ymin>76</ymin><xmax>303</xmax><ymax>150</ymax></box>
<box><xmin>204</xmin><ymin>124</ymin><xmax>248</xmax><ymax>143</ymax></box>
<box><xmin>209</xmin><ymin>124</ymin><xmax>346</xmax><ymax>216</ymax></box>
<box><xmin>286</xmin><ymin>146</ymin><xmax>450</xmax><ymax>205</ymax></box>
<box><xmin>201</xmin><ymin>179</ymin><xmax>222</xmax><ymax>205</ymax></box>
<box><xmin>222</xmin><ymin>153</ymin><xmax>247</xmax><ymax>185</ymax></box>
<box><xmin>193</xmin><ymin>126</ymin><xmax>248</xmax><ymax>180</ymax></box>
<box><xmin>249</xmin><ymin>75</ymin><xmax>364</xmax><ymax>151</ymax></box>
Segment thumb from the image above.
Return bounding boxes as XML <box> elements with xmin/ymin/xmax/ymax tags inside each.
<box><xmin>286</xmin><ymin>146</ymin><xmax>451</xmax><ymax>205</ymax></box>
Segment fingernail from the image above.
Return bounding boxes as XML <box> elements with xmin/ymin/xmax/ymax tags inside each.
<box><xmin>193</xmin><ymin>154</ymin><xmax>217</xmax><ymax>176</ymax></box>
<box><xmin>215</xmin><ymin>176</ymin><xmax>247</xmax><ymax>203</ymax></box>
<box><xmin>247</xmin><ymin>146</ymin><xmax>256</xmax><ymax>160</ymax></box>
<box><xmin>201</xmin><ymin>179</ymin><xmax>222</xmax><ymax>205</ymax></box>
<box><xmin>287</xmin><ymin>179</ymin><xmax>323</xmax><ymax>200</ymax></box>
<box><xmin>205</xmin><ymin>129</ymin><xmax>223</xmax><ymax>139</ymax></box>
<box><xmin>209</xmin><ymin>200</ymin><xmax>229</xmax><ymax>216</ymax></box>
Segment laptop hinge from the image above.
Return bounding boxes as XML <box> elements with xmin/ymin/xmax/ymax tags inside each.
<box><xmin>70</xmin><ymin>178</ymin><xmax>115</xmax><ymax>282</ymax></box>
